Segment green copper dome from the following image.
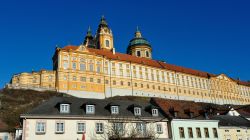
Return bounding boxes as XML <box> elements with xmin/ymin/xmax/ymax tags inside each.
<box><xmin>128</xmin><ymin>37</ymin><xmax>151</xmax><ymax>47</ymax></box>
<box><xmin>127</xmin><ymin>28</ymin><xmax>151</xmax><ymax>54</ymax></box>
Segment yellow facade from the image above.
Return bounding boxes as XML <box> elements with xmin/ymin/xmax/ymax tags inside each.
<box><xmin>219</xmin><ymin>127</ymin><xmax>250</xmax><ymax>140</ymax></box>
<box><xmin>8</xmin><ymin>17</ymin><xmax>250</xmax><ymax>105</ymax></box>
<box><xmin>10</xmin><ymin>70</ymin><xmax>56</xmax><ymax>90</ymax></box>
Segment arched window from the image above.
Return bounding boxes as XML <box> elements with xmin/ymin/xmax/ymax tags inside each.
<box><xmin>105</xmin><ymin>40</ymin><xmax>110</xmax><ymax>47</ymax></box>
<box><xmin>146</xmin><ymin>51</ymin><xmax>150</xmax><ymax>57</ymax></box>
<box><xmin>136</xmin><ymin>51</ymin><xmax>141</xmax><ymax>57</ymax></box>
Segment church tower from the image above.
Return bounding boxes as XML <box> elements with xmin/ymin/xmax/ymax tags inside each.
<box><xmin>127</xmin><ymin>27</ymin><xmax>152</xmax><ymax>59</ymax></box>
<box><xmin>96</xmin><ymin>16</ymin><xmax>114</xmax><ymax>51</ymax></box>
<box><xmin>83</xmin><ymin>26</ymin><xmax>96</xmax><ymax>48</ymax></box>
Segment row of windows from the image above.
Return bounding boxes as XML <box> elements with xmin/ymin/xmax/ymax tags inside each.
<box><xmin>60</xmin><ymin>104</ymin><xmax>159</xmax><ymax>117</ymax></box>
<box><xmin>179</xmin><ymin>127</ymin><xmax>218</xmax><ymax>139</ymax></box>
<box><xmin>36</xmin><ymin>122</ymin><xmax>163</xmax><ymax>135</ymax></box>
<box><xmin>61</xmin><ymin>55</ymin><xmax>250</xmax><ymax>93</ymax></box>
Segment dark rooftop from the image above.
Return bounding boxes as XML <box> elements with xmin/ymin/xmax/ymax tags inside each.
<box><xmin>211</xmin><ymin>115</ymin><xmax>250</xmax><ymax>127</ymax></box>
<box><xmin>22</xmin><ymin>97</ymin><xmax>166</xmax><ymax>119</ymax></box>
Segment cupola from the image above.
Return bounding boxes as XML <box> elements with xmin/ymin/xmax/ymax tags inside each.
<box><xmin>127</xmin><ymin>27</ymin><xmax>152</xmax><ymax>59</ymax></box>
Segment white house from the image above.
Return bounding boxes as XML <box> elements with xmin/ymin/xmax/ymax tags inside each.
<box><xmin>20</xmin><ymin>97</ymin><xmax>170</xmax><ymax>140</ymax></box>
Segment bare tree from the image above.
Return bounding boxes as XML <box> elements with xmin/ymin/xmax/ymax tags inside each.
<box><xmin>93</xmin><ymin>116</ymin><xmax>160</xmax><ymax>140</ymax></box>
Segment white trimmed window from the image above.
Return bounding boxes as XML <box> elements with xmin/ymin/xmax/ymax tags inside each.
<box><xmin>134</xmin><ymin>107</ymin><xmax>141</xmax><ymax>116</ymax></box>
<box><xmin>80</xmin><ymin>63</ymin><xmax>86</xmax><ymax>71</ymax></box>
<box><xmin>77</xmin><ymin>122</ymin><xmax>86</xmax><ymax>133</ymax></box>
<box><xmin>86</xmin><ymin>105</ymin><xmax>95</xmax><ymax>114</ymax></box>
<box><xmin>63</xmin><ymin>62</ymin><xmax>69</xmax><ymax>69</ymax></box>
<box><xmin>111</xmin><ymin>106</ymin><xmax>119</xmax><ymax>114</ymax></box>
<box><xmin>156</xmin><ymin>124</ymin><xmax>163</xmax><ymax>134</ymax></box>
<box><xmin>60</xmin><ymin>104</ymin><xmax>70</xmax><ymax>113</ymax></box>
<box><xmin>152</xmin><ymin>109</ymin><xmax>159</xmax><ymax>117</ymax></box>
<box><xmin>55</xmin><ymin>122</ymin><xmax>64</xmax><ymax>133</ymax></box>
<box><xmin>96</xmin><ymin>123</ymin><xmax>104</xmax><ymax>134</ymax></box>
<box><xmin>36</xmin><ymin>122</ymin><xmax>46</xmax><ymax>134</ymax></box>
<box><xmin>72</xmin><ymin>62</ymin><xmax>77</xmax><ymax>70</ymax></box>
<box><xmin>136</xmin><ymin>122</ymin><xmax>146</xmax><ymax>133</ymax></box>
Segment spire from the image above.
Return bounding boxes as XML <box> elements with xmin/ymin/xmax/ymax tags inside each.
<box><xmin>99</xmin><ymin>15</ymin><xmax>108</xmax><ymax>27</ymax></box>
<box><xmin>86</xmin><ymin>26</ymin><xmax>92</xmax><ymax>37</ymax></box>
<box><xmin>135</xmin><ymin>26</ymin><xmax>142</xmax><ymax>38</ymax></box>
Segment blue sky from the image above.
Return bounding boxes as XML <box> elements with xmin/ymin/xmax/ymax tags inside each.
<box><xmin>0</xmin><ymin>0</ymin><xmax>250</xmax><ymax>88</ymax></box>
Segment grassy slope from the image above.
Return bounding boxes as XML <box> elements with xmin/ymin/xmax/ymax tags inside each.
<box><xmin>0</xmin><ymin>88</ymin><xmax>64</xmax><ymax>132</ymax></box>
<box><xmin>0</xmin><ymin>89</ymin><xmax>151</xmax><ymax>132</ymax></box>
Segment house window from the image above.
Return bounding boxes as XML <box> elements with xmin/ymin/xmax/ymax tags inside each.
<box><xmin>156</xmin><ymin>124</ymin><xmax>163</xmax><ymax>134</ymax></box>
<box><xmin>80</xmin><ymin>77</ymin><xmax>86</xmax><ymax>82</ymax></box>
<box><xmin>204</xmin><ymin>128</ymin><xmax>209</xmax><ymax>138</ymax></box>
<box><xmin>97</xmin><ymin>66</ymin><xmax>101</xmax><ymax>73</ymax></box>
<box><xmin>89</xmin><ymin>63</ymin><xmax>94</xmax><ymax>71</ymax></box>
<box><xmin>55</xmin><ymin>122</ymin><xmax>64</xmax><ymax>133</ymax></box>
<box><xmin>63</xmin><ymin>62</ymin><xmax>69</xmax><ymax>69</ymax></box>
<box><xmin>179</xmin><ymin>127</ymin><xmax>185</xmax><ymax>138</ymax></box>
<box><xmin>72</xmin><ymin>62</ymin><xmax>77</xmax><ymax>70</ymax></box>
<box><xmin>152</xmin><ymin>109</ymin><xmax>159</xmax><ymax>117</ymax></box>
<box><xmin>188</xmin><ymin>127</ymin><xmax>193</xmax><ymax>138</ymax></box>
<box><xmin>96</xmin><ymin>123</ymin><xmax>104</xmax><ymax>134</ymax></box>
<box><xmin>80</xmin><ymin>63</ymin><xmax>86</xmax><ymax>71</ymax></box>
<box><xmin>60</xmin><ymin>104</ymin><xmax>70</xmax><ymax>113</ymax></box>
<box><xmin>105</xmin><ymin>40</ymin><xmax>110</xmax><ymax>47</ymax></box>
<box><xmin>134</xmin><ymin>107</ymin><xmax>141</xmax><ymax>116</ymax></box>
<box><xmin>213</xmin><ymin>128</ymin><xmax>218</xmax><ymax>138</ymax></box>
<box><xmin>111</xmin><ymin>106</ymin><xmax>119</xmax><ymax>114</ymax></box>
<box><xmin>36</xmin><ymin>122</ymin><xmax>46</xmax><ymax>134</ymax></box>
<box><xmin>86</xmin><ymin>105</ymin><xmax>95</xmax><ymax>114</ymax></box>
<box><xmin>136</xmin><ymin>123</ymin><xmax>146</xmax><ymax>134</ymax></box>
<box><xmin>136</xmin><ymin>51</ymin><xmax>141</xmax><ymax>57</ymax></box>
<box><xmin>77</xmin><ymin>122</ymin><xmax>86</xmax><ymax>133</ymax></box>
<box><xmin>90</xmin><ymin>78</ymin><xmax>94</xmax><ymax>82</ymax></box>
<box><xmin>73</xmin><ymin>76</ymin><xmax>77</xmax><ymax>81</ymax></box>
<box><xmin>113</xmin><ymin>123</ymin><xmax>123</xmax><ymax>132</ymax></box>
<box><xmin>196</xmin><ymin>128</ymin><xmax>202</xmax><ymax>138</ymax></box>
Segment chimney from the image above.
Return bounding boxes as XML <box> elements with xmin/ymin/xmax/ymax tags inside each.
<box><xmin>112</xmin><ymin>48</ymin><xmax>115</xmax><ymax>54</ymax></box>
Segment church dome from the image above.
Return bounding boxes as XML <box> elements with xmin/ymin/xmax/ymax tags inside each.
<box><xmin>127</xmin><ymin>27</ymin><xmax>152</xmax><ymax>59</ymax></box>
<box><xmin>128</xmin><ymin>37</ymin><xmax>151</xmax><ymax>48</ymax></box>
<box><xmin>127</xmin><ymin>27</ymin><xmax>151</xmax><ymax>49</ymax></box>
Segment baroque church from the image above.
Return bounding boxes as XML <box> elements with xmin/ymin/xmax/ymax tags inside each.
<box><xmin>8</xmin><ymin>16</ymin><xmax>250</xmax><ymax>105</ymax></box>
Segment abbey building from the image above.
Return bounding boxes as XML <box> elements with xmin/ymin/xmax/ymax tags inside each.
<box><xmin>8</xmin><ymin>17</ymin><xmax>250</xmax><ymax>105</ymax></box>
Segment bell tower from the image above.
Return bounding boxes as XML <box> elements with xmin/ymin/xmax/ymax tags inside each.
<box><xmin>96</xmin><ymin>16</ymin><xmax>114</xmax><ymax>51</ymax></box>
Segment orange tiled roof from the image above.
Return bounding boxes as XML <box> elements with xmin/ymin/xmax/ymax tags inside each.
<box><xmin>61</xmin><ymin>45</ymin><xmax>249</xmax><ymax>87</ymax></box>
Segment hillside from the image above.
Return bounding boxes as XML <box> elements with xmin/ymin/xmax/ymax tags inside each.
<box><xmin>0</xmin><ymin>88</ymin><xmax>65</xmax><ymax>132</ymax></box>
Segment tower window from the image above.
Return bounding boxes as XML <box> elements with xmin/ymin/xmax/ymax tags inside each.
<box><xmin>146</xmin><ymin>51</ymin><xmax>149</xmax><ymax>57</ymax></box>
<box><xmin>136</xmin><ymin>51</ymin><xmax>141</xmax><ymax>57</ymax></box>
<box><xmin>105</xmin><ymin>40</ymin><xmax>110</xmax><ymax>47</ymax></box>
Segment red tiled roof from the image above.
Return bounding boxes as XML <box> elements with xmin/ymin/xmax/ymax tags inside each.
<box><xmin>152</xmin><ymin>98</ymin><xmax>235</xmax><ymax>119</ymax></box>
<box><xmin>61</xmin><ymin>45</ymin><xmax>249</xmax><ymax>87</ymax></box>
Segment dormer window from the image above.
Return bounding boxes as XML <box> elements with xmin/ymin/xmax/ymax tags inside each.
<box><xmin>174</xmin><ymin>111</ymin><xmax>178</xmax><ymax>118</ymax></box>
<box><xmin>86</xmin><ymin>105</ymin><xmax>95</xmax><ymax>114</ymax></box>
<box><xmin>134</xmin><ymin>107</ymin><xmax>141</xmax><ymax>116</ymax></box>
<box><xmin>152</xmin><ymin>109</ymin><xmax>159</xmax><ymax>117</ymax></box>
<box><xmin>111</xmin><ymin>106</ymin><xmax>119</xmax><ymax>114</ymax></box>
<box><xmin>190</xmin><ymin>112</ymin><xmax>194</xmax><ymax>118</ymax></box>
<box><xmin>60</xmin><ymin>104</ymin><xmax>70</xmax><ymax>113</ymax></box>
